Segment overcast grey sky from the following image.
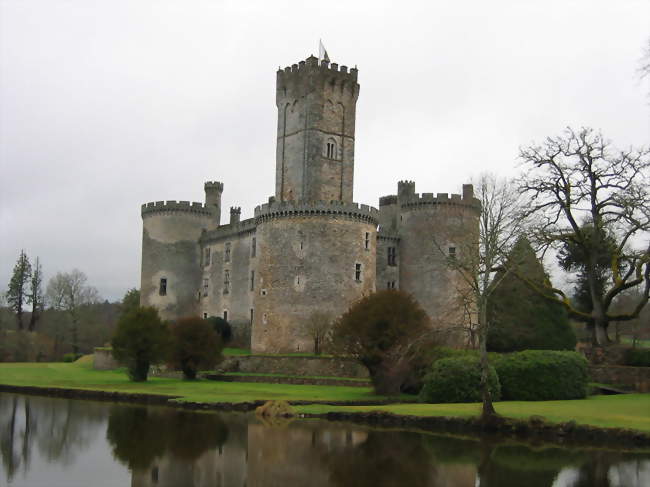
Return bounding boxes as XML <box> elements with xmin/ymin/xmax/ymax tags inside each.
<box><xmin>1</xmin><ymin>0</ymin><xmax>649</xmax><ymax>302</ymax></box>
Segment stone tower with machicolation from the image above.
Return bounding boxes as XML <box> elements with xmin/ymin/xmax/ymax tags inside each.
<box><xmin>140</xmin><ymin>51</ymin><xmax>480</xmax><ymax>353</ymax></box>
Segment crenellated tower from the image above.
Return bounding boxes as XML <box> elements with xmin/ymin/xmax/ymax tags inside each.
<box><xmin>275</xmin><ymin>55</ymin><xmax>359</xmax><ymax>203</ymax></box>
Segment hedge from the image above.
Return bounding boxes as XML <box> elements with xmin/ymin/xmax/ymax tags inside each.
<box><xmin>624</xmin><ymin>348</ymin><xmax>650</xmax><ymax>367</ymax></box>
<box><xmin>418</xmin><ymin>356</ymin><xmax>501</xmax><ymax>404</ymax></box>
<box><xmin>494</xmin><ymin>350</ymin><xmax>588</xmax><ymax>401</ymax></box>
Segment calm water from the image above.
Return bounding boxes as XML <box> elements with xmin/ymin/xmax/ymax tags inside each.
<box><xmin>1</xmin><ymin>393</ymin><xmax>649</xmax><ymax>487</ymax></box>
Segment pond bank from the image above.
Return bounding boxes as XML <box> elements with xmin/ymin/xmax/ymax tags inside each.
<box><xmin>2</xmin><ymin>381</ymin><xmax>649</xmax><ymax>450</ymax></box>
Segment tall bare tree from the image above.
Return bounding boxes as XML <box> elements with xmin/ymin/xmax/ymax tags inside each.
<box><xmin>46</xmin><ymin>269</ymin><xmax>100</xmax><ymax>355</ymax></box>
<box><xmin>435</xmin><ymin>174</ymin><xmax>525</xmax><ymax>418</ymax></box>
<box><xmin>518</xmin><ymin>127</ymin><xmax>650</xmax><ymax>346</ymax></box>
<box><xmin>6</xmin><ymin>250</ymin><xmax>31</xmax><ymax>331</ymax></box>
<box><xmin>26</xmin><ymin>257</ymin><xmax>44</xmax><ymax>332</ymax></box>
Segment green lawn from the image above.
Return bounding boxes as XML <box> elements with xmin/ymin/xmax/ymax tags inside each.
<box><xmin>296</xmin><ymin>394</ymin><xmax>650</xmax><ymax>432</ymax></box>
<box><xmin>2</xmin><ymin>360</ymin><xmax>649</xmax><ymax>434</ymax></box>
<box><xmin>0</xmin><ymin>360</ymin><xmax>385</xmax><ymax>404</ymax></box>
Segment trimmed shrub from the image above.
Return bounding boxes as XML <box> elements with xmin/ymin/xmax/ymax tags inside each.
<box><xmin>495</xmin><ymin>350</ymin><xmax>588</xmax><ymax>400</ymax></box>
<box><xmin>624</xmin><ymin>348</ymin><xmax>650</xmax><ymax>367</ymax></box>
<box><xmin>62</xmin><ymin>353</ymin><xmax>82</xmax><ymax>363</ymax></box>
<box><xmin>419</xmin><ymin>356</ymin><xmax>501</xmax><ymax>403</ymax></box>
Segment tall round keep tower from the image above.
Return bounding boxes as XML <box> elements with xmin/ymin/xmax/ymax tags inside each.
<box><xmin>250</xmin><ymin>55</ymin><xmax>375</xmax><ymax>353</ymax></box>
<box><xmin>140</xmin><ymin>183</ymin><xmax>223</xmax><ymax>321</ymax></box>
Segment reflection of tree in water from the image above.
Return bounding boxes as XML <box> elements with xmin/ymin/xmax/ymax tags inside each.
<box><xmin>567</xmin><ymin>451</ymin><xmax>650</xmax><ymax>487</ymax></box>
<box><xmin>0</xmin><ymin>393</ymin><xmax>106</xmax><ymax>484</ymax></box>
<box><xmin>326</xmin><ymin>431</ymin><xmax>436</xmax><ymax>487</ymax></box>
<box><xmin>106</xmin><ymin>405</ymin><xmax>228</xmax><ymax>470</ymax></box>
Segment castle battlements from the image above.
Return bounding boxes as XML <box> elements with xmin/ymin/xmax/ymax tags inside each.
<box><xmin>141</xmin><ymin>200</ymin><xmax>212</xmax><ymax>217</ymax></box>
<box><xmin>399</xmin><ymin>192</ymin><xmax>481</xmax><ymax>212</ymax></box>
<box><xmin>277</xmin><ymin>55</ymin><xmax>358</xmax><ymax>80</ymax></box>
<box><xmin>254</xmin><ymin>200</ymin><xmax>379</xmax><ymax>224</ymax></box>
<box><xmin>204</xmin><ymin>181</ymin><xmax>224</xmax><ymax>191</ymax></box>
<box><xmin>200</xmin><ymin>217</ymin><xmax>257</xmax><ymax>243</ymax></box>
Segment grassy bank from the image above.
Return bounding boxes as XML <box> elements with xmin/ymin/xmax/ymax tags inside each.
<box><xmin>1</xmin><ymin>360</ymin><xmax>649</xmax><ymax>434</ymax></box>
<box><xmin>296</xmin><ymin>394</ymin><xmax>650</xmax><ymax>432</ymax></box>
<box><xmin>0</xmin><ymin>360</ymin><xmax>385</xmax><ymax>404</ymax></box>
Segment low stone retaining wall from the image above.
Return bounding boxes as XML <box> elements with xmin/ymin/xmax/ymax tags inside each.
<box><xmin>589</xmin><ymin>365</ymin><xmax>650</xmax><ymax>392</ymax></box>
<box><xmin>206</xmin><ymin>373</ymin><xmax>371</xmax><ymax>387</ymax></box>
<box><xmin>218</xmin><ymin>355</ymin><xmax>369</xmax><ymax>379</ymax></box>
<box><xmin>93</xmin><ymin>348</ymin><xmax>120</xmax><ymax>370</ymax></box>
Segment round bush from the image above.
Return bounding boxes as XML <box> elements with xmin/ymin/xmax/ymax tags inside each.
<box><xmin>494</xmin><ymin>350</ymin><xmax>588</xmax><ymax>401</ymax></box>
<box><xmin>418</xmin><ymin>356</ymin><xmax>501</xmax><ymax>404</ymax></box>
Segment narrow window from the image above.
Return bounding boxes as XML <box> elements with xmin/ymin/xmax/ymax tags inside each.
<box><xmin>364</xmin><ymin>232</ymin><xmax>370</xmax><ymax>250</ymax></box>
<box><xmin>388</xmin><ymin>247</ymin><xmax>396</xmax><ymax>266</ymax></box>
<box><xmin>250</xmin><ymin>308</ymin><xmax>254</xmax><ymax>325</ymax></box>
<box><xmin>223</xmin><ymin>310</ymin><xmax>228</xmax><ymax>321</ymax></box>
<box><xmin>204</xmin><ymin>247</ymin><xmax>211</xmax><ymax>267</ymax></box>
<box><xmin>355</xmin><ymin>263</ymin><xmax>362</xmax><ymax>282</ymax></box>
<box><xmin>224</xmin><ymin>242</ymin><xmax>231</xmax><ymax>262</ymax></box>
<box><xmin>250</xmin><ymin>270</ymin><xmax>255</xmax><ymax>291</ymax></box>
<box><xmin>159</xmin><ymin>278</ymin><xmax>167</xmax><ymax>296</ymax></box>
<box><xmin>203</xmin><ymin>278</ymin><xmax>209</xmax><ymax>297</ymax></box>
<box><xmin>203</xmin><ymin>312</ymin><xmax>208</xmax><ymax>319</ymax></box>
<box><xmin>449</xmin><ymin>247</ymin><xmax>456</xmax><ymax>260</ymax></box>
<box><xmin>387</xmin><ymin>282</ymin><xmax>391</xmax><ymax>289</ymax></box>
<box><xmin>223</xmin><ymin>270</ymin><xmax>230</xmax><ymax>294</ymax></box>
<box><xmin>251</xmin><ymin>237</ymin><xmax>256</xmax><ymax>257</ymax></box>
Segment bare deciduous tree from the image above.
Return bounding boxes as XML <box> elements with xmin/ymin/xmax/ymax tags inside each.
<box><xmin>305</xmin><ymin>311</ymin><xmax>333</xmax><ymax>355</ymax></box>
<box><xmin>46</xmin><ymin>269</ymin><xmax>100</xmax><ymax>355</ymax></box>
<box><xmin>518</xmin><ymin>127</ymin><xmax>650</xmax><ymax>346</ymax></box>
<box><xmin>435</xmin><ymin>173</ymin><xmax>525</xmax><ymax>418</ymax></box>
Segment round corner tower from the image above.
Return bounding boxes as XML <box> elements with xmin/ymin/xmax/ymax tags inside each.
<box><xmin>251</xmin><ymin>55</ymin><xmax>375</xmax><ymax>353</ymax></box>
<box><xmin>140</xmin><ymin>200</ymin><xmax>214</xmax><ymax>321</ymax></box>
<box><xmin>397</xmin><ymin>183</ymin><xmax>481</xmax><ymax>347</ymax></box>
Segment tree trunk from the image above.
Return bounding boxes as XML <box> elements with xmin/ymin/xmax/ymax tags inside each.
<box><xmin>478</xmin><ymin>299</ymin><xmax>496</xmax><ymax>419</ymax></box>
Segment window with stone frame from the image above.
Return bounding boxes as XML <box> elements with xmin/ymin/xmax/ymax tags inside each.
<box><xmin>325</xmin><ymin>137</ymin><xmax>338</xmax><ymax>159</ymax></box>
<box><xmin>364</xmin><ymin>232</ymin><xmax>370</xmax><ymax>250</ymax></box>
<box><xmin>159</xmin><ymin>278</ymin><xmax>167</xmax><ymax>296</ymax></box>
<box><xmin>224</xmin><ymin>242</ymin><xmax>231</xmax><ymax>262</ymax></box>
<box><xmin>355</xmin><ymin>263</ymin><xmax>362</xmax><ymax>282</ymax></box>
<box><xmin>251</xmin><ymin>237</ymin><xmax>256</xmax><ymax>257</ymax></box>
<box><xmin>448</xmin><ymin>246</ymin><xmax>457</xmax><ymax>260</ymax></box>
<box><xmin>223</xmin><ymin>270</ymin><xmax>230</xmax><ymax>294</ymax></box>
<box><xmin>203</xmin><ymin>278</ymin><xmax>209</xmax><ymax>297</ymax></box>
<box><xmin>203</xmin><ymin>247</ymin><xmax>211</xmax><ymax>267</ymax></box>
<box><xmin>250</xmin><ymin>270</ymin><xmax>255</xmax><ymax>291</ymax></box>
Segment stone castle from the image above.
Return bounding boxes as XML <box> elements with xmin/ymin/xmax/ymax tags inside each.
<box><xmin>140</xmin><ymin>53</ymin><xmax>480</xmax><ymax>353</ymax></box>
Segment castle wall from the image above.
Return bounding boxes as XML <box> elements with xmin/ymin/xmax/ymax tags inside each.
<box><xmin>140</xmin><ymin>202</ymin><xmax>212</xmax><ymax>321</ymax></box>
<box><xmin>200</xmin><ymin>219</ymin><xmax>256</xmax><ymax>347</ymax></box>
<box><xmin>251</xmin><ymin>203</ymin><xmax>378</xmax><ymax>353</ymax></box>
<box><xmin>376</xmin><ymin>234</ymin><xmax>400</xmax><ymax>291</ymax></box>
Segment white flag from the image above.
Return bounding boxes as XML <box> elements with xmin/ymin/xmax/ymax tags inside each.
<box><xmin>318</xmin><ymin>39</ymin><xmax>330</xmax><ymax>63</ymax></box>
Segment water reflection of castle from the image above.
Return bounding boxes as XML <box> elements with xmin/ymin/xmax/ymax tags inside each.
<box><xmin>130</xmin><ymin>415</ymin><xmax>479</xmax><ymax>487</ymax></box>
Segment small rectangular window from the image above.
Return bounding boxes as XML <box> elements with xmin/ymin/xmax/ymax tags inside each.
<box><xmin>224</xmin><ymin>242</ymin><xmax>231</xmax><ymax>262</ymax></box>
<box><xmin>250</xmin><ymin>270</ymin><xmax>255</xmax><ymax>291</ymax></box>
<box><xmin>203</xmin><ymin>278</ymin><xmax>209</xmax><ymax>297</ymax></box>
<box><xmin>251</xmin><ymin>237</ymin><xmax>256</xmax><ymax>257</ymax></box>
<box><xmin>364</xmin><ymin>232</ymin><xmax>370</xmax><ymax>250</ymax></box>
<box><xmin>250</xmin><ymin>308</ymin><xmax>254</xmax><ymax>325</ymax></box>
<box><xmin>159</xmin><ymin>278</ymin><xmax>167</xmax><ymax>296</ymax></box>
<box><xmin>355</xmin><ymin>263</ymin><xmax>362</xmax><ymax>282</ymax></box>
<box><xmin>223</xmin><ymin>270</ymin><xmax>230</xmax><ymax>294</ymax></box>
<box><xmin>203</xmin><ymin>312</ymin><xmax>208</xmax><ymax>319</ymax></box>
<box><xmin>449</xmin><ymin>247</ymin><xmax>456</xmax><ymax>259</ymax></box>
<box><xmin>204</xmin><ymin>247</ymin><xmax>211</xmax><ymax>267</ymax></box>
<box><xmin>223</xmin><ymin>310</ymin><xmax>228</xmax><ymax>321</ymax></box>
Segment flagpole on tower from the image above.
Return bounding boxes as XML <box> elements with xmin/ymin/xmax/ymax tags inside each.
<box><xmin>318</xmin><ymin>39</ymin><xmax>330</xmax><ymax>63</ymax></box>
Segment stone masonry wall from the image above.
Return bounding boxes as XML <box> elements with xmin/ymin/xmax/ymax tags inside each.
<box><xmin>252</xmin><ymin>213</ymin><xmax>376</xmax><ymax>353</ymax></box>
<box><xmin>218</xmin><ymin>355</ymin><xmax>369</xmax><ymax>378</ymax></box>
